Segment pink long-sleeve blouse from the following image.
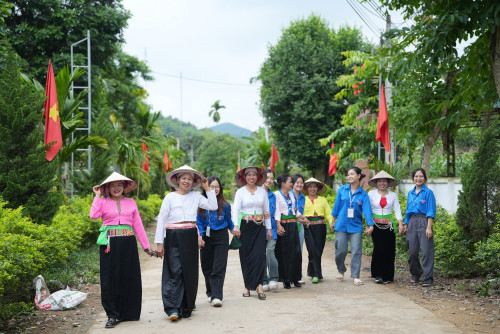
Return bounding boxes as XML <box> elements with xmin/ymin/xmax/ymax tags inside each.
<box><xmin>90</xmin><ymin>196</ymin><xmax>150</xmax><ymax>250</ymax></box>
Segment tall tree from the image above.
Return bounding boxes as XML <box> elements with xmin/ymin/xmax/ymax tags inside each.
<box><xmin>0</xmin><ymin>44</ymin><xmax>62</xmax><ymax>223</ymax></box>
<box><xmin>258</xmin><ymin>15</ymin><xmax>369</xmax><ymax>182</ymax></box>
<box><xmin>1</xmin><ymin>0</ymin><xmax>131</xmax><ymax>82</ymax></box>
<box><xmin>209</xmin><ymin>100</ymin><xmax>225</xmax><ymax>132</ymax></box>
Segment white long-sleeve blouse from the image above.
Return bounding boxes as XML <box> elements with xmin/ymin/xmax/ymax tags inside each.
<box><xmin>368</xmin><ymin>190</ymin><xmax>403</xmax><ymax>220</ymax></box>
<box><xmin>154</xmin><ymin>190</ymin><xmax>217</xmax><ymax>243</ymax></box>
<box><xmin>233</xmin><ymin>186</ymin><xmax>271</xmax><ymax>229</ymax></box>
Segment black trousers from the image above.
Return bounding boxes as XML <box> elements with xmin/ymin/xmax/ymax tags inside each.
<box><xmin>100</xmin><ymin>236</ymin><xmax>142</xmax><ymax>321</ymax></box>
<box><xmin>161</xmin><ymin>228</ymin><xmax>199</xmax><ymax>318</ymax></box>
<box><xmin>304</xmin><ymin>223</ymin><xmax>327</xmax><ymax>279</ymax></box>
<box><xmin>239</xmin><ymin>220</ymin><xmax>266</xmax><ymax>290</ymax></box>
<box><xmin>276</xmin><ymin>222</ymin><xmax>302</xmax><ymax>283</ymax></box>
<box><xmin>371</xmin><ymin>225</ymin><xmax>396</xmax><ymax>281</ymax></box>
<box><xmin>200</xmin><ymin>228</ymin><xmax>229</xmax><ymax>301</ymax></box>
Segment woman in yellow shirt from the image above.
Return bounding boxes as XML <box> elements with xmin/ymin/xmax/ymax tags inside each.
<box><xmin>303</xmin><ymin>178</ymin><xmax>332</xmax><ymax>284</ymax></box>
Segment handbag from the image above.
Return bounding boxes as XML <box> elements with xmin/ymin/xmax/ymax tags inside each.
<box><xmin>228</xmin><ymin>236</ymin><xmax>242</xmax><ymax>250</ymax></box>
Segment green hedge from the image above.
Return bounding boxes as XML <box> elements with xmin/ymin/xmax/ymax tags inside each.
<box><xmin>136</xmin><ymin>193</ymin><xmax>163</xmax><ymax>226</ymax></box>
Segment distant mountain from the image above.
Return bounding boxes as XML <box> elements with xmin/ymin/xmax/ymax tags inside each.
<box><xmin>208</xmin><ymin>122</ymin><xmax>253</xmax><ymax>139</ymax></box>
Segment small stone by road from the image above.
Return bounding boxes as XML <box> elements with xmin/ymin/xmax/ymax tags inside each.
<box><xmin>88</xmin><ymin>241</ymin><xmax>461</xmax><ymax>334</ymax></box>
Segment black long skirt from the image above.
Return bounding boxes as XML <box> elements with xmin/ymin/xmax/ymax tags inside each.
<box><xmin>239</xmin><ymin>220</ymin><xmax>266</xmax><ymax>290</ymax></box>
<box><xmin>161</xmin><ymin>227</ymin><xmax>199</xmax><ymax>318</ymax></box>
<box><xmin>371</xmin><ymin>225</ymin><xmax>396</xmax><ymax>281</ymax></box>
<box><xmin>100</xmin><ymin>236</ymin><xmax>142</xmax><ymax>321</ymax></box>
<box><xmin>304</xmin><ymin>223</ymin><xmax>327</xmax><ymax>279</ymax></box>
<box><xmin>276</xmin><ymin>222</ymin><xmax>302</xmax><ymax>283</ymax></box>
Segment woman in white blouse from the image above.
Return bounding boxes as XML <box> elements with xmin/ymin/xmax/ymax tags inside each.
<box><xmin>367</xmin><ymin>171</ymin><xmax>404</xmax><ymax>284</ymax></box>
<box><xmin>154</xmin><ymin>165</ymin><xmax>217</xmax><ymax>321</ymax></box>
<box><xmin>233</xmin><ymin>166</ymin><xmax>272</xmax><ymax>300</ymax></box>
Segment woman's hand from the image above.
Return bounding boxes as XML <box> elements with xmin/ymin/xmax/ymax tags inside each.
<box><xmin>303</xmin><ymin>217</ymin><xmax>310</xmax><ymax>228</ymax></box>
<box><xmin>93</xmin><ymin>185</ymin><xmax>102</xmax><ymax>197</ymax></box>
<box><xmin>266</xmin><ymin>229</ymin><xmax>273</xmax><ymax>241</ymax></box>
<box><xmin>198</xmin><ymin>238</ymin><xmax>205</xmax><ymax>248</ymax></box>
<box><xmin>263</xmin><ymin>211</ymin><xmax>270</xmax><ymax>219</ymax></box>
<box><xmin>155</xmin><ymin>243</ymin><xmax>164</xmax><ymax>259</ymax></box>
<box><xmin>365</xmin><ymin>225</ymin><xmax>374</xmax><ymax>236</ymax></box>
<box><xmin>277</xmin><ymin>223</ymin><xmax>285</xmax><ymax>236</ymax></box>
<box><xmin>398</xmin><ymin>222</ymin><xmax>407</xmax><ymax>235</ymax></box>
<box><xmin>201</xmin><ymin>177</ymin><xmax>210</xmax><ymax>191</ymax></box>
<box><xmin>426</xmin><ymin>226</ymin><xmax>433</xmax><ymax>239</ymax></box>
<box><xmin>231</xmin><ymin>226</ymin><xmax>241</xmax><ymax>237</ymax></box>
<box><xmin>330</xmin><ymin>217</ymin><xmax>336</xmax><ymax>231</ymax></box>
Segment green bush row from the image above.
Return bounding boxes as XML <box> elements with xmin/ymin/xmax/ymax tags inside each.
<box><xmin>0</xmin><ymin>192</ymin><xmax>166</xmax><ymax>322</ymax></box>
<box><xmin>323</xmin><ymin>188</ymin><xmax>500</xmax><ymax>279</ymax></box>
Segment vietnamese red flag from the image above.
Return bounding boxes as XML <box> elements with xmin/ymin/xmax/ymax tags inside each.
<box><xmin>44</xmin><ymin>60</ymin><xmax>63</xmax><ymax>161</ymax></box>
<box><xmin>328</xmin><ymin>142</ymin><xmax>339</xmax><ymax>176</ymax></box>
<box><xmin>376</xmin><ymin>83</ymin><xmax>390</xmax><ymax>152</ymax></box>
<box><xmin>270</xmin><ymin>143</ymin><xmax>279</xmax><ymax>171</ymax></box>
<box><xmin>142</xmin><ymin>142</ymin><xmax>149</xmax><ymax>172</ymax></box>
<box><xmin>163</xmin><ymin>149</ymin><xmax>170</xmax><ymax>173</ymax></box>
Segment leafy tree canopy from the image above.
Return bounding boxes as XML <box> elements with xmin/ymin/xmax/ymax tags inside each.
<box><xmin>258</xmin><ymin>14</ymin><xmax>370</xmax><ymax>181</ymax></box>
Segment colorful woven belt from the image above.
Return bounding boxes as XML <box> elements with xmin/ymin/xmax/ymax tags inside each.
<box><xmin>307</xmin><ymin>216</ymin><xmax>326</xmax><ymax>225</ymax></box>
<box><xmin>108</xmin><ymin>229</ymin><xmax>135</xmax><ymax>237</ymax></box>
<box><xmin>166</xmin><ymin>222</ymin><xmax>197</xmax><ymax>229</ymax></box>
<box><xmin>281</xmin><ymin>218</ymin><xmax>297</xmax><ymax>223</ymax></box>
<box><xmin>241</xmin><ymin>214</ymin><xmax>264</xmax><ymax>221</ymax></box>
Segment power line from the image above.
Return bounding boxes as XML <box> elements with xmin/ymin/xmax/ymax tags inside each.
<box><xmin>358</xmin><ymin>0</ymin><xmax>386</xmax><ymax>20</ymax></box>
<box><xmin>346</xmin><ymin>0</ymin><xmax>382</xmax><ymax>37</ymax></box>
<box><xmin>152</xmin><ymin>71</ymin><xmax>257</xmax><ymax>87</ymax></box>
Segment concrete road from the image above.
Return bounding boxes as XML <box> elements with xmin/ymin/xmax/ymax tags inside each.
<box><xmin>89</xmin><ymin>241</ymin><xmax>461</xmax><ymax>334</ymax></box>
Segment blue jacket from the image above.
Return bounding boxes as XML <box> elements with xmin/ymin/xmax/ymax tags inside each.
<box><xmin>404</xmin><ymin>184</ymin><xmax>436</xmax><ymax>224</ymax></box>
<box><xmin>196</xmin><ymin>202</ymin><xmax>234</xmax><ymax>236</ymax></box>
<box><xmin>290</xmin><ymin>191</ymin><xmax>305</xmax><ymax>216</ymax></box>
<box><xmin>265</xmin><ymin>188</ymin><xmax>278</xmax><ymax>239</ymax></box>
<box><xmin>331</xmin><ymin>184</ymin><xmax>374</xmax><ymax>233</ymax></box>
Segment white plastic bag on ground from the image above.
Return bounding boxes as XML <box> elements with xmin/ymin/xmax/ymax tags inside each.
<box><xmin>33</xmin><ymin>275</ymin><xmax>87</xmax><ymax>311</ymax></box>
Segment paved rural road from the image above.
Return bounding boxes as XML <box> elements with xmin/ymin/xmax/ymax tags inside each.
<box><xmin>88</xmin><ymin>240</ymin><xmax>461</xmax><ymax>334</ymax></box>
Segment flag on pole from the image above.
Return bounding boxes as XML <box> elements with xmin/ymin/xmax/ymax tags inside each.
<box><xmin>163</xmin><ymin>149</ymin><xmax>172</xmax><ymax>173</ymax></box>
<box><xmin>270</xmin><ymin>143</ymin><xmax>279</xmax><ymax>171</ymax></box>
<box><xmin>376</xmin><ymin>83</ymin><xmax>390</xmax><ymax>152</ymax></box>
<box><xmin>328</xmin><ymin>142</ymin><xmax>339</xmax><ymax>176</ymax></box>
<box><xmin>44</xmin><ymin>59</ymin><xmax>62</xmax><ymax>161</ymax></box>
<box><xmin>142</xmin><ymin>142</ymin><xmax>149</xmax><ymax>172</ymax></box>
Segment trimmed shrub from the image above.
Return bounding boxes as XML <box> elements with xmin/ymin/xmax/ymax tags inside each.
<box><xmin>137</xmin><ymin>193</ymin><xmax>163</xmax><ymax>226</ymax></box>
<box><xmin>473</xmin><ymin>230</ymin><xmax>500</xmax><ymax>277</ymax></box>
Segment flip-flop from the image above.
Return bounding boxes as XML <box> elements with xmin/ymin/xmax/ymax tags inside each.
<box><xmin>353</xmin><ymin>278</ymin><xmax>364</xmax><ymax>286</ymax></box>
<box><xmin>336</xmin><ymin>271</ymin><xmax>344</xmax><ymax>282</ymax></box>
<box><xmin>258</xmin><ymin>292</ymin><xmax>266</xmax><ymax>300</ymax></box>
<box><xmin>242</xmin><ymin>290</ymin><xmax>251</xmax><ymax>297</ymax></box>
<box><xmin>410</xmin><ymin>276</ymin><xmax>420</xmax><ymax>284</ymax></box>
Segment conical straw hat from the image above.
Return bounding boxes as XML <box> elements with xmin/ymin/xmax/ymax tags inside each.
<box><xmin>97</xmin><ymin>172</ymin><xmax>137</xmax><ymax>194</ymax></box>
<box><xmin>368</xmin><ymin>170</ymin><xmax>398</xmax><ymax>187</ymax></box>
<box><xmin>302</xmin><ymin>177</ymin><xmax>327</xmax><ymax>195</ymax></box>
<box><xmin>234</xmin><ymin>166</ymin><xmax>265</xmax><ymax>187</ymax></box>
<box><xmin>166</xmin><ymin>165</ymin><xmax>204</xmax><ymax>188</ymax></box>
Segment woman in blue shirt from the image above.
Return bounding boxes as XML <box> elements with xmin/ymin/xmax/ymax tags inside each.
<box><xmin>197</xmin><ymin>176</ymin><xmax>240</xmax><ymax>307</ymax></box>
<box><xmin>262</xmin><ymin>168</ymin><xmax>279</xmax><ymax>292</ymax></box>
<box><xmin>331</xmin><ymin>167</ymin><xmax>374</xmax><ymax>286</ymax></box>
<box><xmin>291</xmin><ymin>173</ymin><xmax>307</xmax><ymax>284</ymax></box>
<box><xmin>404</xmin><ymin>168</ymin><xmax>436</xmax><ymax>287</ymax></box>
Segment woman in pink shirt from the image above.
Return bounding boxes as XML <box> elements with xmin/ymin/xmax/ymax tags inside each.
<box><xmin>90</xmin><ymin>172</ymin><xmax>152</xmax><ymax>329</ymax></box>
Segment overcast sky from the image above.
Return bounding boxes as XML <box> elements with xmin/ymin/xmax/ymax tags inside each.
<box><xmin>122</xmin><ymin>0</ymin><xmax>404</xmax><ymax>132</ymax></box>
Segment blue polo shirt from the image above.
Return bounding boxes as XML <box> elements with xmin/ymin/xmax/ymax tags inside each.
<box><xmin>404</xmin><ymin>184</ymin><xmax>436</xmax><ymax>224</ymax></box>
<box><xmin>196</xmin><ymin>202</ymin><xmax>234</xmax><ymax>236</ymax></box>
<box><xmin>265</xmin><ymin>188</ymin><xmax>278</xmax><ymax>239</ymax></box>
<box><xmin>331</xmin><ymin>184</ymin><xmax>374</xmax><ymax>233</ymax></box>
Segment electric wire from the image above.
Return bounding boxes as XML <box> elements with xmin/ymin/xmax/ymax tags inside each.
<box><xmin>152</xmin><ymin>71</ymin><xmax>257</xmax><ymax>87</ymax></box>
<box><xmin>348</xmin><ymin>0</ymin><xmax>382</xmax><ymax>35</ymax></box>
<box><xmin>346</xmin><ymin>0</ymin><xmax>381</xmax><ymax>36</ymax></box>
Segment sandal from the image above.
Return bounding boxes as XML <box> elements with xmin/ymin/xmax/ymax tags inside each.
<box><xmin>410</xmin><ymin>276</ymin><xmax>420</xmax><ymax>284</ymax></box>
<box><xmin>242</xmin><ymin>290</ymin><xmax>251</xmax><ymax>297</ymax></box>
<box><xmin>258</xmin><ymin>292</ymin><xmax>266</xmax><ymax>300</ymax></box>
<box><xmin>353</xmin><ymin>278</ymin><xmax>364</xmax><ymax>286</ymax></box>
<box><xmin>336</xmin><ymin>271</ymin><xmax>344</xmax><ymax>282</ymax></box>
<box><xmin>421</xmin><ymin>281</ymin><xmax>433</xmax><ymax>287</ymax></box>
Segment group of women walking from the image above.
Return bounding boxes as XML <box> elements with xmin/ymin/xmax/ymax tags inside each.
<box><xmin>90</xmin><ymin>164</ymin><xmax>436</xmax><ymax>328</ymax></box>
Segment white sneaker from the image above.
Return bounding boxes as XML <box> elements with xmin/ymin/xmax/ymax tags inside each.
<box><xmin>262</xmin><ymin>284</ymin><xmax>270</xmax><ymax>292</ymax></box>
<box><xmin>211</xmin><ymin>298</ymin><xmax>222</xmax><ymax>307</ymax></box>
<box><xmin>207</xmin><ymin>296</ymin><xmax>211</xmax><ymax>303</ymax></box>
<box><xmin>269</xmin><ymin>281</ymin><xmax>278</xmax><ymax>291</ymax></box>
<box><xmin>298</xmin><ymin>280</ymin><xmax>305</xmax><ymax>284</ymax></box>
